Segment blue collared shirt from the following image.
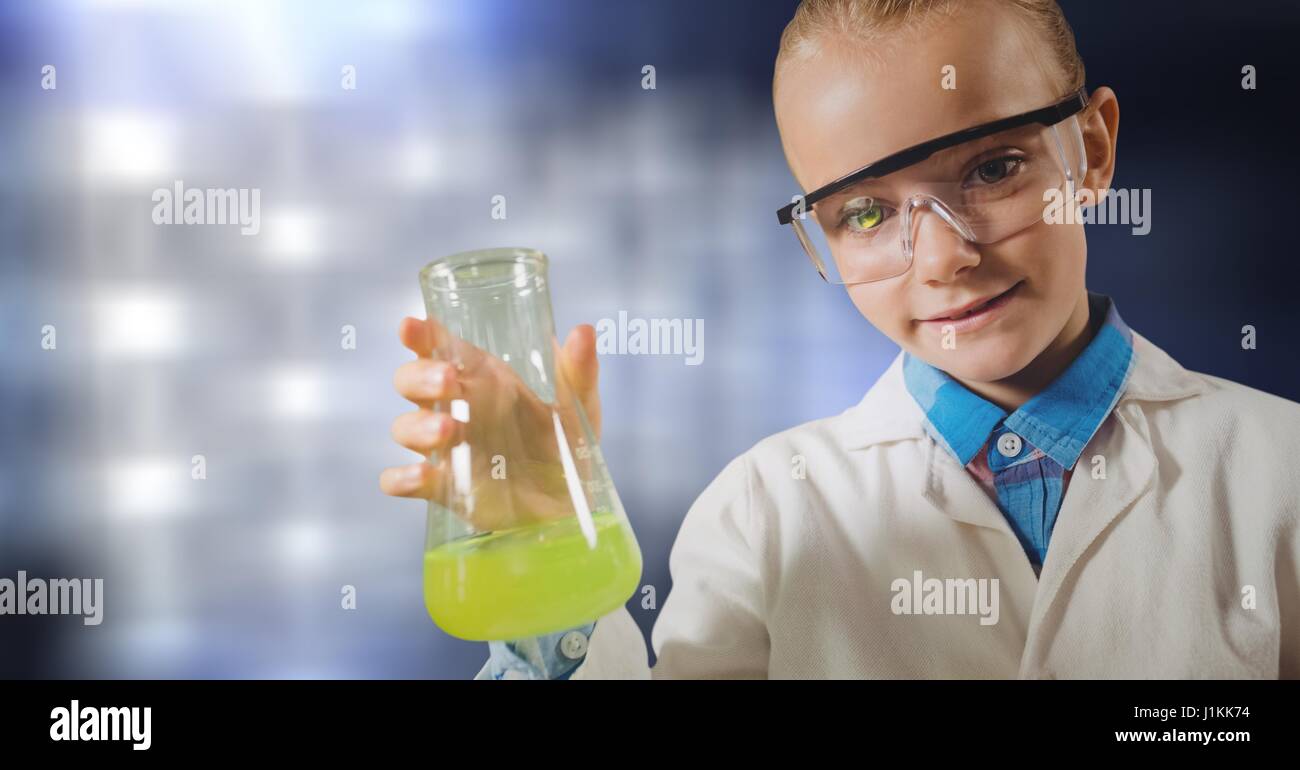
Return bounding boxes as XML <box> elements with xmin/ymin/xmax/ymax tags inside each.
<box><xmin>478</xmin><ymin>621</ymin><xmax>597</xmax><ymax>680</ymax></box>
<box><xmin>902</xmin><ymin>291</ymin><xmax>1136</xmax><ymax>571</ymax></box>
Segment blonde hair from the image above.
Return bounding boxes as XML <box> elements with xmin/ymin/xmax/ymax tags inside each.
<box><xmin>774</xmin><ymin>0</ymin><xmax>1086</xmax><ymax>96</ymax></box>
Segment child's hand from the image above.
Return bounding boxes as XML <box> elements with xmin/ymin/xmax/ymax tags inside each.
<box><xmin>379</xmin><ymin>315</ymin><xmax>603</xmax><ymax>531</ymax></box>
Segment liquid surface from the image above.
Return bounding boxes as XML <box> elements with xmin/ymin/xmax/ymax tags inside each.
<box><xmin>424</xmin><ymin>510</ymin><xmax>642</xmax><ymax>641</ymax></box>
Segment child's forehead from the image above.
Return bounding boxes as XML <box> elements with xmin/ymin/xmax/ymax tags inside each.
<box><xmin>775</xmin><ymin>10</ymin><xmax>1063</xmax><ymax>190</ymax></box>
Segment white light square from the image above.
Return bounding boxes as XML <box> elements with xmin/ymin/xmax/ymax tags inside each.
<box><xmin>83</xmin><ymin>111</ymin><xmax>176</xmax><ymax>184</ymax></box>
<box><xmin>104</xmin><ymin>456</ymin><xmax>188</xmax><ymax>519</ymax></box>
<box><xmin>93</xmin><ymin>288</ymin><xmax>184</xmax><ymax>358</ymax></box>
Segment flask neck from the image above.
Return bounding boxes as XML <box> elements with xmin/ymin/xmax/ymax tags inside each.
<box><xmin>419</xmin><ymin>247</ymin><xmax>560</xmax><ymax>402</ymax></box>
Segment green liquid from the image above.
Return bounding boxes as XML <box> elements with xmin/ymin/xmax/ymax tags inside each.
<box><xmin>423</xmin><ymin>510</ymin><xmax>642</xmax><ymax>641</ymax></box>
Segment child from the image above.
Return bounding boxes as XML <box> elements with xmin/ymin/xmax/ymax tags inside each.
<box><xmin>380</xmin><ymin>0</ymin><xmax>1300</xmax><ymax>678</ymax></box>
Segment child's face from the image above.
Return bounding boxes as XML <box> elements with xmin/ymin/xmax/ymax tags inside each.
<box><xmin>774</xmin><ymin>3</ymin><xmax>1109</xmax><ymax>384</ymax></box>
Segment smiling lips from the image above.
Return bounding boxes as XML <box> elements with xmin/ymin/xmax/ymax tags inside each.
<box><xmin>921</xmin><ymin>281</ymin><xmax>1023</xmax><ymax>322</ymax></box>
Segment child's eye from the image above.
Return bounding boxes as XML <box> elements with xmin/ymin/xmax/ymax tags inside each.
<box><xmin>840</xmin><ymin>201</ymin><xmax>891</xmax><ymax>234</ymax></box>
<box><xmin>965</xmin><ymin>156</ymin><xmax>1025</xmax><ymax>187</ymax></box>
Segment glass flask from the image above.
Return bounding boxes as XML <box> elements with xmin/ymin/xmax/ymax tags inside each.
<box><xmin>418</xmin><ymin>246</ymin><xmax>642</xmax><ymax>641</ymax></box>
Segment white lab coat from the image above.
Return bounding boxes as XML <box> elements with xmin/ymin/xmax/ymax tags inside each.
<box><xmin>490</xmin><ymin>330</ymin><xmax>1300</xmax><ymax>679</ymax></box>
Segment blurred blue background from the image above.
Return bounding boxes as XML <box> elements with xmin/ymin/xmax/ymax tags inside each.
<box><xmin>1</xmin><ymin>0</ymin><xmax>1298</xmax><ymax>678</ymax></box>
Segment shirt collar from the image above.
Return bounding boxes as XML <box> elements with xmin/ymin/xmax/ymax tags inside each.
<box><xmin>902</xmin><ymin>291</ymin><xmax>1136</xmax><ymax>470</ymax></box>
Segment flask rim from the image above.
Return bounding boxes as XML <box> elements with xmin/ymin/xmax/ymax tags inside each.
<box><xmin>420</xmin><ymin>246</ymin><xmax>548</xmax><ymax>293</ymax></box>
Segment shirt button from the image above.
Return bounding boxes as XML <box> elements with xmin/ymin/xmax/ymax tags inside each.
<box><xmin>558</xmin><ymin>630</ymin><xmax>589</xmax><ymax>660</ymax></box>
<box><xmin>996</xmin><ymin>432</ymin><xmax>1023</xmax><ymax>458</ymax></box>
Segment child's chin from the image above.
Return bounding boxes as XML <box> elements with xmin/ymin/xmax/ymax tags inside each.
<box><xmin>928</xmin><ymin>344</ymin><xmax>1032</xmax><ymax>384</ymax></box>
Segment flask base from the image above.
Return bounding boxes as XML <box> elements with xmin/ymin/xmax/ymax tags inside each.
<box><xmin>424</xmin><ymin>510</ymin><xmax>643</xmax><ymax>641</ymax></box>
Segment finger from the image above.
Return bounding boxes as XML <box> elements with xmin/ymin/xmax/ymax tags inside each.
<box><xmin>561</xmin><ymin>324</ymin><xmax>601</xmax><ymax>436</ymax></box>
<box><xmin>391</xmin><ymin>409</ymin><xmax>465</xmax><ymax>454</ymax></box>
<box><xmin>401</xmin><ymin>315</ymin><xmax>494</xmax><ymax>377</ymax></box>
<box><xmin>393</xmin><ymin>359</ymin><xmax>463</xmax><ymax>406</ymax></box>
<box><xmin>399</xmin><ymin>316</ymin><xmax>435</xmax><ymax>358</ymax></box>
<box><xmin>379</xmin><ymin>462</ymin><xmax>443</xmax><ymax>499</ymax></box>
<box><xmin>561</xmin><ymin>323</ymin><xmax>599</xmax><ymax>395</ymax></box>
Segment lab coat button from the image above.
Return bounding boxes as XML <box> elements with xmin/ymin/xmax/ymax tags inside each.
<box><xmin>559</xmin><ymin>630</ymin><xmax>589</xmax><ymax>660</ymax></box>
<box><xmin>996</xmin><ymin>432</ymin><xmax>1023</xmax><ymax>457</ymax></box>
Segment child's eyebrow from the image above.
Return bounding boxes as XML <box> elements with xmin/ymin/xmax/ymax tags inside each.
<box><xmin>814</xmin><ymin>125</ymin><xmax>1044</xmax><ymax>216</ymax></box>
<box><xmin>819</xmin><ymin>177</ymin><xmax>890</xmax><ymax>213</ymax></box>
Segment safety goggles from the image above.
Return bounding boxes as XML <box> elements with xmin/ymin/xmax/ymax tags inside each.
<box><xmin>775</xmin><ymin>88</ymin><xmax>1090</xmax><ymax>285</ymax></box>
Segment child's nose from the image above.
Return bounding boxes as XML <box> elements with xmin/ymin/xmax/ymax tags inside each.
<box><xmin>909</xmin><ymin>206</ymin><xmax>981</xmax><ymax>284</ymax></box>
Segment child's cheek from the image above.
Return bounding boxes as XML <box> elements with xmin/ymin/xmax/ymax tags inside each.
<box><xmin>845</xmin><ymin>283</ymin><xmax>909</xmax><ymax>342</ymax></box>
<box><xmin>1017</xmin><ymin>222</ymin><xmax>1088</xmax><ymax>294</ymax></box>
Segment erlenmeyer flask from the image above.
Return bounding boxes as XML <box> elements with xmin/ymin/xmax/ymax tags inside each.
<box><xmin>418</xmin><ymin>246</ymin><xmax>642</xmax><ymax>641</ymax></box>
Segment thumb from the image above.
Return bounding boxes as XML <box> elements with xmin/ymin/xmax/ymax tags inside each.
<box><xmin>560</xmin><ymin>324</ymin><xmax>601</xmax><ymax>432</ymax></box>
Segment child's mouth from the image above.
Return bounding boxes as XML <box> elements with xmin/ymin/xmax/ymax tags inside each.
<box><xmin>919</xmin><ymin>280</ymin><xmax>1023</xmax><ymax>332</ymax></box>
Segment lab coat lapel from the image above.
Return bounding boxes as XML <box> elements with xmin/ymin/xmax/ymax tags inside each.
<box><xmin>1044</xmin><ymin>402</ymin><xmax>1155</xmax><ymax>605</ymax></box>
<box><xmin>1017</xmin><ymin>389</ymin><xmax>1158</xmax><ymax>675</ymax></box>
<box><xmin>845</xmin><ymin>353</ymin><xmax>1035</xmax><ymax>537</ymax></box>
<box><xmin>920</xmin><ymin>433</ymin><xmax>1021</xmax><ymax>535</ymax></box>
<box><xmin>1016</xmin><ymin>331</ymin><xmax>1205</xmax><ymax>675</ymax></box>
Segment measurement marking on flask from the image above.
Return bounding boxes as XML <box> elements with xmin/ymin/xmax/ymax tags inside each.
<box><xmin>553</xmin><ymin>410</ymin><xmax>596</xmax><ymax>548</ymax></box>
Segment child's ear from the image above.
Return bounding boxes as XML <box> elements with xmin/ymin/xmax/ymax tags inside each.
<box><xmin>1079</xmin><ymin>86</ymin><xmax>1119</xmax><ymax>199</ymax></box>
